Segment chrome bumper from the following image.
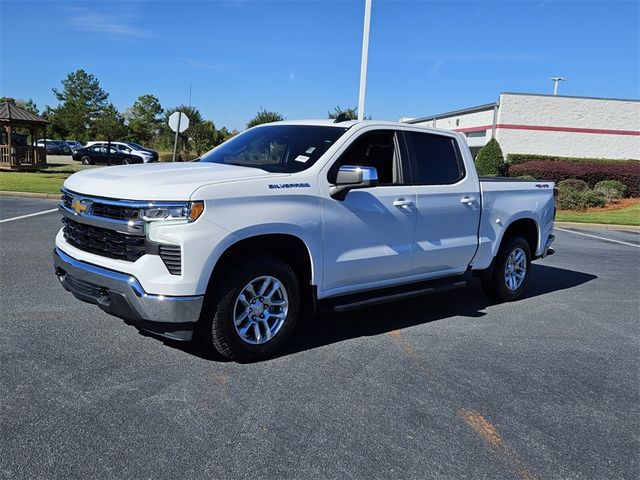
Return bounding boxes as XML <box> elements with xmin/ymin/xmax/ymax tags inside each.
<box><xmin>53</xmin><ymin>248</ymin><xmax>203</xmax><ymax>341</ymax></box>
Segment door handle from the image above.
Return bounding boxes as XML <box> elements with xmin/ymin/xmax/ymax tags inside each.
<box><xmin>393</xmin><ymin>198</ymin><xmax>414</xmax><ymax>208</ymax></box>
<box><xmin>460</xmin><ymin>196</ymin><xmax>476</xmax><ymax>206</ymax></box>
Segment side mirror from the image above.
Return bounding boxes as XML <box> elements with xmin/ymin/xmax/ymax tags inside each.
<box><xmin>329</xmin><ymin>165</ymin><xmax>378</xmax><ymax>200</ymax></box>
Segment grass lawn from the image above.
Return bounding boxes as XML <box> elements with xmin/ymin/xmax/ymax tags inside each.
<box><xmin>556</xmin><ymin>200</ymin><xmax>640</xmax><ymax>226</ymax></box>
<box><xmin>0</xmin><ymin>172</ymin><xmax>70</xmax><ymax>195</ymax></box>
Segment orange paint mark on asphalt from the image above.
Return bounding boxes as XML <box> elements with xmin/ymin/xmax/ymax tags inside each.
<box><xmin>213</xmin><ymin>372</ymin><xmax>229</xmax><ymax>385</ymax></box>
<box><xmin>388</xmin><ymin>329</ymin><xmax>414</xmax><ymax>353</ymax></box>
<box><xmin>457</xmin><ymin>408</ymin><xmax>503</xmax><ymax>448</ymax></box>
<box><xmin>457</xmin><ymin>408</ymin><xmax>538</xmax><ymax>480</ymax></box>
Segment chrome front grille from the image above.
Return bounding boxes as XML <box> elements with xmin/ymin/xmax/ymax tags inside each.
<box><xmin>61</xmin><ymin>192</ymin><xmax>73</xmax><ymax>209</ymax></box>
<box><xmin>62</xmin><ymin>217</ymin><xmax>147</xmax><ymax>262</ymax></box>
<box><xmin>90</xmin><ymin>203</ymin><xmax>140</xmax><ymax>221</ymax></box>
<box><xmin>61</xmin><ymin>191</ymin><xmax>141</xmax><ymax>221</ymax></box>
<box><xmin>60</xmin><ymin>189</ymin><xmax>183</xmax><ymax>275</ymax></box>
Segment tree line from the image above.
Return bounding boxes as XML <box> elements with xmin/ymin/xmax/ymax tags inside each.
<box><xmin>6</xmin><ymin>69</ymin><xmax>363</xmax><ymax>155</ymax></box>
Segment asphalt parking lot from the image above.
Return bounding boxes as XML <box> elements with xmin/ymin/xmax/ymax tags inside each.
<box><xmin>1</xmin><ymin>196</ymin><xmax>638</xmax><ymax>480</ymax></box>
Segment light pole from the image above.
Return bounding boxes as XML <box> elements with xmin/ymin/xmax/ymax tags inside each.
<box><xmin>357</xmin><ymin>0</ymin><xmax>373</xmax><ymax>121</ymax></box>
<box><xmin>551</xmin><ymin>76</ymin><xmax>565</xmax><ymax>95</ymax></box>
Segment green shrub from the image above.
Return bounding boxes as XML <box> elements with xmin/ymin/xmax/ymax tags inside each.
<box><xmin>517</xmin><ymin>175</ymin><xmax>537</xmax><ymax>181</ymax></box>
<box><xmin>581</xmin><ymin>190</ymin><xmax>607</xmax><ymax>208</ymax></box>
<box><xmin>508</xmin><ymin>160</ymin><xmax>640</xmax><ymax>196</ymax></box>
<box><xmin>594</xmin><ymin>180</ymin><xmax>627</xmax><ymax>201</ymax></box>
<box><xmin>475</xmin><ymin>138</ymin><xmax>505</xmax><ymax>176</ymax></box>
<box><xmin>557</xmin><ymin>188</ymin><xmax>607</xmax><ymax>210</ymax></box>
<box><xmin>507</xmin><ymin>153</ymin><xmax>639</xmax><ymax>166</ymax></box>
<box><xmin>557</xmin><ymin>179</ymin><xmax>589</xmax><ymax>192</ymax></box>
<box><xmin>557</xmin><ymin>189</ymin><xmax>584</xmax><ymax>210</ymax></box>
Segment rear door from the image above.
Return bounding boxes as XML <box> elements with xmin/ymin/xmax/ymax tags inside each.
<box><xmin>403</xmin><ymin>130</ymin><xmax>481</xmax><ymax>276</ymax></box>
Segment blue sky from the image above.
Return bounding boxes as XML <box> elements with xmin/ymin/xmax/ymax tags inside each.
<box><xmin>1</xmin><ymin>0</ymin><xmax>638</xmax><ymax>131</ymax></box>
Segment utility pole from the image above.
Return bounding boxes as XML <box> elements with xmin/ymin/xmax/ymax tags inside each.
<box><xmin>357</xmin><ymin>0</ymin><xmax>373</xmax><ymax>121</ymax></box>
<box><xmin>551</xmin><ymin>76</ymin><xmax>565</xmax><ymax>95</ymax></box>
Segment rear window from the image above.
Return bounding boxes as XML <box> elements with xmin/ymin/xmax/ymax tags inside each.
<box><xmin>405</xmin><ymin>131</ymin><xmax>464</xmax><ymax>185</ymax></box>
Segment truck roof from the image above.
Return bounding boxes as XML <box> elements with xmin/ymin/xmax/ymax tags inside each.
<box><xmin>263</xmin><ymin>119</ymin><xmax>462</xmax><ymax>137</ymax></box>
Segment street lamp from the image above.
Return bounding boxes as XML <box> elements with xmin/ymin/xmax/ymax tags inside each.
<box><xmin>358</xmin><ymin>0</ymin><xmax>373</xmax><ymax>121</ymax></box>
<box><xmin>551</xmin><ymin>76</ymin><xmax>565</xmax><ymax>95</ymax></box>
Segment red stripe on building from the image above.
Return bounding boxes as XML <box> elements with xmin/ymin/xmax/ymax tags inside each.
<box><xmin>454</xmin><ymin>124</ymin><xmax>640</xmax><ymax>136</ymax></box>
<box><xmin>454</xmin><ymin>125</ymin><xmax>492</xmax><ymax>133</ymax></box>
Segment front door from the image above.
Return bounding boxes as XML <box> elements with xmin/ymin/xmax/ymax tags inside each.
<box><xmin>321</xmin><ymin>130</ymin><xmax>417</xmax><ymax>294</ymax></box>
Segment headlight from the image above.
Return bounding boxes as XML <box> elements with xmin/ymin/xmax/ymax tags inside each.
<box><xmin>141</xmin><ymin>201</ymin><xmax>204</xmax><ymax>222</ymax></box>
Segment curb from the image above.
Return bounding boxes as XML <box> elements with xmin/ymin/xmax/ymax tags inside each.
<box><xmin>0</xmin><ymin>191</ymin><xmax>60</xmax><ymax>200</ymax></box>
<box><xmin>555</xmin><ymin>221</ymin><xmax>640</xmax><ymax>233</ymax></box>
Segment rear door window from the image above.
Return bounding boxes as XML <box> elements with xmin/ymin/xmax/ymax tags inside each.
<box><xmin>404</xmin><ymin>131</ymin><xmax>465</xmax><ymax>185</ymax></box>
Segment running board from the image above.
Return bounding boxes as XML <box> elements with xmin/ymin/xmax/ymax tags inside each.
<box><xmin>320</xmin><ymin>276</ymin><xmax>467</xmax><ymax>313</ymax></box>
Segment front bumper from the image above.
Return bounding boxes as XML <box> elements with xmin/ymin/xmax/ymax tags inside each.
<box><xmin>53</xmin><ymin>247</ymin><xmax>203</xmax><ymax>341</ymax></box>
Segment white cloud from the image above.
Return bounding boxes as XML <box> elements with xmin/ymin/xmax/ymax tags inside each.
<box><xmin>182</xmin><ymin>58</ymin><xmax>268</xmax><ymax>84</ymax></box>
<box><xmin>64</xmin><ymin>7</ymin><xmax>153</xmax><ymax>39</ymax></box>
<box><xmin>409</xmin><ymin>52</ymin><xmax>546</xmax><ymax>63</ymax></box>
<box><xmin>289</xmin><ymin>73</ymin><xmax>296</xmax><ymax>82</ymax></box>
<box><xmin>429</xmin><ymin>61</ymin><xmax>443</xmax><ymax>74</ymax></box>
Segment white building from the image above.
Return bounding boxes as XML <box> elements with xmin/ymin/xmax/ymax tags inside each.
<box><xmin>401</xmin><ymin>92</ymin><xmax>640</xmax><ymax>160</ymax></box>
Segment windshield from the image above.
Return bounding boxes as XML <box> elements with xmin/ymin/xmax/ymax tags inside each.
<box><xmin>199</xmin><ymin>124</ymin><xmax>349</xmax><ymax>173</ymax></box>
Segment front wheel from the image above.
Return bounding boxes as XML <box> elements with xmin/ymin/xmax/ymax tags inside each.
<box><xmin>122</xmin><ymin>158</ymin><xmax>131</xmax><ymax>165</ymax></box>
<box><xmin>81</xmin><ymin>156</ymin><xmax>92</xmax><ymax>165</ymax></box>
<box><xmin>198</xmin><ymin>256</ymin><xmax>300</xmax><ymax>362</ymax></box>
<box><xmin>481</xmin><ymin>236</ymin><xmax>531</xmax><ymax>301</ymax></box>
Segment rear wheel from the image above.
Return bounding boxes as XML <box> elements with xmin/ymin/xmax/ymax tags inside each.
<box><xmin>481</xmin><ymin>236</ymin><xmax>531</xmax><ymax>301</ymax></box>
<box><xmin>198</xmin><ymin>256</ymin><xmax>300</xmax><ymax>362</ymax></box>
<box><xmin>81</xmin><ymin>156</ymin><xmax>92</xmax><ymax>165</ymax></box>
<box><xmin>122</xmin><ymin>157</ymin><xmax>131</xmax><ymax>165</ymax></box>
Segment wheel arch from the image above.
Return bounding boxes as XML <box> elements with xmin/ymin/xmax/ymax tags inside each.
<box><xmin>501</xmin><ymin>217</ymin><xmax>539</xmax><ymax>257</ymax></box>
<box><xmin>475</xmin><ymin>216</ymin><xmax>540</xmax><ymax>279</ymax></box>
<box><xmin>204</xmin><ymin>232</ymin><xmax>317</xmax><ymax>311</ymax></box>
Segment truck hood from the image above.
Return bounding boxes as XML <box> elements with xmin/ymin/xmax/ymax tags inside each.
<box><xmin>63</xmin><ymin>162</ymin><xmax>276</xmax><ymax>201</ymax></box>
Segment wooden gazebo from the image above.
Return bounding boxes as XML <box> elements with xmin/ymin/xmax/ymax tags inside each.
<box><xmin>0</xmin><ymin>98</ymin><xmax>48</xmax><ymax>169</ymax></box>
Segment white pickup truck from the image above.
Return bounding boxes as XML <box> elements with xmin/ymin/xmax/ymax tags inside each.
<box><xmin>54</xmin><ymin>120</ymin><xmax>556</xmax><ymax>361</ymax></box>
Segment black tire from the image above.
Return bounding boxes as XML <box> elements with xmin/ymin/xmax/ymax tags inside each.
<box><xmin>81</xmin><ymin>156</ymin><xmax>92</xmax><ymax>165</ymax></box>
<box><xmin>198</xmin><ymin>256</ymin><xmax>300</xmax><ymax>362</ymax></box>
<box><xmin>481</xmin><ymin>235</ymin><xmax>531</xmax><ymax>302</ymax></box>
<box><xmin>122</xmin><ymin>158</ymin><xmax>131</xmax><ymax>165</ymax></box>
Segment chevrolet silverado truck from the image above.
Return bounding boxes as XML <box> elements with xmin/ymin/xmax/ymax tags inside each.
<box><xmin>53</xmin><ymin>120</ymin><xmax>556</xmax><ymax>361</ymax></box>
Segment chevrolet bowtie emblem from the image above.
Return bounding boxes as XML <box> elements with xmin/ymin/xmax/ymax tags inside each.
<box><xmin>71</xmin><ymin>198</ymin><xmax>91</xmax><ymax>215</ymax></box>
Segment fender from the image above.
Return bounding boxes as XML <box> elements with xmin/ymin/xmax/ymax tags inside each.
<box><xmin>198</xmin><ymin>223</ymin><xmax>320</xmax><ymax>294</ymax></box>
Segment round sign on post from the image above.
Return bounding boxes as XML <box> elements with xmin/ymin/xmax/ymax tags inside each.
<box><xmin>168</xmin><ymin>111</ymin><xmax>189</xmax><ymax>133</ymax></box>
<box><xmin>169</xmin><ymin>112</ymin><xmax>190</xmax><ymax>162</ymax></box>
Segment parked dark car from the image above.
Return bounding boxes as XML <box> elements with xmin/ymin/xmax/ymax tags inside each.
<box><xmin>64</xmin><ymin>140</ymin><xmax>84</xmax><ymax>154</ymax></box>
<box><xmin>72</xmin><ymin>145</ymin><xmax>145</xmax><ymax>165</ymax></box>
<box><xmin>85</xmin><ymin>141</ymin><xmax>159</xmax><ymax>163</ymax></box>
<box><xmin>36</xmin><ymin>139</ymin><xmax>67</xmax><ymax>154</ymax></box>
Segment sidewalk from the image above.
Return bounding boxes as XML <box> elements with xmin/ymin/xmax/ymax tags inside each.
<box><xmin>555</xmin><ymin>221</ymin><xmax>640</xmax><ymax>233</ymax></box>
<box><xmin>0</xmin><ymin>191</ymin><xmax>60</xmax><ymax>200</ymax></box>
